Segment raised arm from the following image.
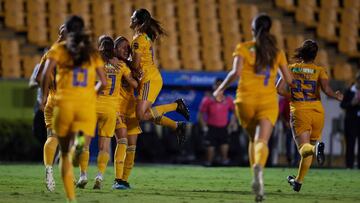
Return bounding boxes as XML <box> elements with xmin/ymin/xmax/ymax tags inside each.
<box><xmin>213</xmin><ymin>56</ymin><xmax>242</xmax><ymax>98</ymax></box>
<box><xmin>279</xmin><ymin>64</ymin><xmax>294</xmax><ymax>87</ymax></box>
<box><xmin>40</xmin><ymin>59</ymin><xmax>56</xmax><ymax>110</ymax></box>
<box><xmin>319</xmin><ymin>78</ymin><xmax>343</xmax><ymax>101</ymax></box>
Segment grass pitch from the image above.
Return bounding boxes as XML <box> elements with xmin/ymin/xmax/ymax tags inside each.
<box><xmin>0</xmin><ymin>164</ymin><xmax>359</xmax><ymax>203</ymax></box>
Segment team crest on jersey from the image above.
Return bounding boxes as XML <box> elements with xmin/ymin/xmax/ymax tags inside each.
<box><xmin>105</xmin><ymin>63</ymin><xmax>119</xmax><ymax>74</ymax></box>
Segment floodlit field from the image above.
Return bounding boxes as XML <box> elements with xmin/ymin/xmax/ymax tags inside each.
<box><xmin>0</xmin><ymin>164</ymin><xmax>359</xmax><ymax>203</ymax></box>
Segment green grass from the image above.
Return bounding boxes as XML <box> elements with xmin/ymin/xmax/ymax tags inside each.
<box><xmin>0</xmin><ymin>164</ymin><xmax>359</xmax><ymax>203</ymax></box>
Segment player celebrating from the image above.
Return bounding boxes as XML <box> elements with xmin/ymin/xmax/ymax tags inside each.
<box><xmin>277</xmin><ymin>40</ymin><xmax>343</xmax><ymax>192</ymax></box>
<box><xmin>129</xmin><ymin>8</ymin><xmax>189</xmax><ymax>145</ymax></box>
<box><xmin>112</xmin><ymin>36</ymin><xmax>142</xmax><ymax>190</ymax></box>
<box><xmin>41</xmin><ymin>15</ymin><xmax>107</xmax><ymax>202</ymax></box>
<box><xmin>213</xmin><ymin>14</ymin><xmax>294</xmax><ymax>201</ymax></box>
<box><xmin>35</xmin><ymin>24</ymin><xmax>66</xmax><ymax>192</ymax></box>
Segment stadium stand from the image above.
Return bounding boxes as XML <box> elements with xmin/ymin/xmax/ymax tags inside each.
<box><xmin>0</xmin><ymin>0</ymin><xmax>357</xmax><ymax>83</ymax></box>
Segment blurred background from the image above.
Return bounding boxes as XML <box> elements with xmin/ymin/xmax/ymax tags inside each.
<box><xmin>0</xmin><ymin>0</ymin><xmax>358</xmax><ymax>168</ymax></box>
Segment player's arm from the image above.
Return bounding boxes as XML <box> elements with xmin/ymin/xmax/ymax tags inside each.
<box><xmin>319</xmin><ymin>78</ymin><xmax>343</xmax><ymax>101</ymax></box>
<box><xmin>29</xmin><ymin>63</ymin><xmax>40</xmax><ymax>88</ymax></box>
<box><xmin>40</xmin><ymin>59</ymin><xmax>56</xmax><ymax>110</ymax></box>
<box><xmin>95</xmin><ymin>66</ymin><xmax>107</xmax><ymax>93</ymax></box>
<box><xmin>130</xmin><ymin>40</ymin><xmax>142</xmax><ymax>71</ymax></box>
<box><xmin>123</xmin><ymin>73</ymin><xmax>138</xmax><ymax>89</ymax></box>
<box><xmin>213</xmin><ymin>56</ymin><xmax>242</xmax><ymax>98</ymax></box>
<box><xmin>279</xmin><ymin>64</ymin><xmax>295</xmax><ymax>87</ymax></box>
<box><xmin>35</xmin><ymin>58</ymin><xmax>46</xmax><ymax>84</ymax></box>
<box><xmin>276</xmin><ymin>77</ymin><xmax>291</xmax><ymax>99</ymax></box>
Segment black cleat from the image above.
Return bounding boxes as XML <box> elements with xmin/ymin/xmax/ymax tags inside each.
<box><xmin>112</xmin><ymin>179</ymin><xmax>131</xmax><ymax>190</ymax></box>
<box><xmin>175</xmin><ymin>99</ymin><xmax>190</xmax><ymax>121</ymax></box>
<box><xmin>287</xmin><ymin>175</ymin><xmax>302</xmax><ymax>192</ymax></box>
<box><xmin>175</xmin><ymin>122</ymin><xmax>187</xmax><ymax>145</ymax></box>
<box><xmin>315</xmin><ymin>142</ymin><xmax>325</xmax><ymax>166</ymax></box>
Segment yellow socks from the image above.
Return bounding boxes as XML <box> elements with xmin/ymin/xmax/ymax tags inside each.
<box><xmin>154</xmin><ymin>116</ymin><xmax>177</xmax><ymax>130</ymax></box>
<box><xmin>79</xmin><ymin>149</ymin><xmax>89</xmax><ymax>175</ymax></box>
<box><xmin>60</xmin><ymin>153</ymin><xmax>76</xmax><ymax>201</ymax></box>
<box><xmin>150</xmin><ymin>103</ymin><xmax>178</xmax><ymax>118</ymax></box>
<box><xmin>248</xmin><ymin>141</ymin><xmax>255</xmax><ymax>168</ymax></box>
<box><xmin>97</xmin><ymin>150</ymin><xmax>110</xmax><ymax>175</ymax></box>
<box><xmin>43</xmin><ymin>136</ymin><xmax>58</xmax><ymax>166</ymax></box>
<box><xmin>296</xmin><ymin>155</ymin><xmax>313</xmax><ymax>183</ymax></box>
<box><xmin>123</xmin><ymin>145</ymin><xmax>136</xmax><ymax>181</ymax></box>
<box><xmin>254</xmin><ymin>140</ymin><xmax>269</xmax><ymax>168</ymax></box>
<box><xmin>299</xmin><ymin>143</ymin><xmax>315</xmax><ymax>158</ymax></box>
<box><xmin>114</xmin><ymin>138</ymin><xmax>127</xmax><ymax>179</ymax></box>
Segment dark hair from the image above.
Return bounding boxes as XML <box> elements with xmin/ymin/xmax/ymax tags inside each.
<box><xmin>252</xmin><ymin>14</ymin><xmax>278</xmax><ymax>73</ymax></box>
<box><xmin>293</xmin><ymin>39</ymin><xmax>318</xmax><ymax>63</ymax></box>
<box><xmin>131</xmin><ymin>8</ymin><xmax>166</xmax><ymax>41</ymax></box>
<box><xmin>98</xmin><ymin>35</ymin><xmax>114</xmax><ymax>61</ymax></box>
<box><xmin>114</xmin><ymin>36</ymin><xmax>129</xmax><ymax>48</ymax></box>
<box><xmin>65</xmin><ymin>15</ymin><xmax>94</xmax><ymax>66</ymax></box>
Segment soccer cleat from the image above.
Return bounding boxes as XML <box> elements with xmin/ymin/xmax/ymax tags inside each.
<box><xmin>76</xmin><ymin>175</ymin><xmax>88</xmax><ymax>189</ymax></box>
<box><xmin>252</xmin><ymin>164</ymin><xmax>264</xmax><ymax>202</ymax></box>
<box><xmin>93</xmin><ymin>176</ymin><xmax>103</xmax><ymax>190</ymax></box>
<box><xmin>287</xmin><ymin>175</ymin><xmax>302</xmax><ymax>192</ymax></box>
<box><xmin>175</xmin><ymin>122</ymin><xmax>187</xmax><ymax>146</ymax></box>
<box><xmin>175</xmin><ymin>99</ymin><xmax>190</xmax><ymax>121</ymax></box>
<box><xmin>45</xmin><ymin>166</ymin><xmax>55</xmax><ymax>192</ymax></box>
<box><xmin>72</xmin><ymin>132</ymin><xmax>85</xmax><ymax>167</ymax></box>
<box><xmin>112</xmin><ymin>179</ymin><xmax>130</xmax><ymax>190</ymax></box>
<box><xmin>315</xmin><ymin>142</ymin><xmax>325</xmax><ymax>166</ymax></box>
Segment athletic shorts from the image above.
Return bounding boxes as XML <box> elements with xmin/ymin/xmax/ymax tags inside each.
<box><xmin>115</xmin><ymin>112</ymin><xmax>142</xmax><ymax>136</ymax></box>
<box><xmin>53</xmin><ymin>100</ymin><xmax>96</xmax><ymax>137</ymax></box>
<box><xmin>96</xmin><ymin>104</ymin><xmax>116</xmax><ymax>137</ymax></box>
<box><xmin>44</xmin><ymin>96</ymin><xmax>56</xmax><ymax>128</ymax></box>
<box><xmin>138</xmin><ymin>73</ymin><xmax>163</xmax><ymax>103</ymax></box>
<box><xmin>290</xmin><ymin>109</ymin><xmax>324</xmax><ymax>141</ymax></box>
<box><xmin>235</xmin><ymin>99</ymin><xmax>278</xmax><ymax>133</ymax></box>
<box><xmin>204</xmin><ymin>125</ymin><xmax>229</xmax><ymax>147</ymax></box>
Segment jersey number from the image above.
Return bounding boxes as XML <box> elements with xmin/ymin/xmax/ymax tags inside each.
<box><xmin>108</xmin><ymin>75</ymin><xmax>116</xmax><ymax>95</ymax></box>
<box><xmin>73</xmin><ymin>67</ymin><xmax>88</xmax><ymax>87</ymax></box>
<box><xmin>257</xmin><ymin>65</ymin><xmax>271</xmax><ymax>86</ymax></box>
<box><xmin>291</xmin><ymin>79</ymin><xmax>317</xmax><ymax>101</ymax></box>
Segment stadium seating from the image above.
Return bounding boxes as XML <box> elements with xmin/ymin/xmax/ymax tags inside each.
<box><xmin>0</xmin><ymin>39</ymin><xmax>21</xmax><ymax>78</ymax></box>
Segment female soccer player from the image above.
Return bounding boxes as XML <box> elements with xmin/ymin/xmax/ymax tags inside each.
<box><xmin>35</xmin><ymin>24</ymin><xmax>66</xmax><ymax>192</ymax></box>
<box><xmin>129</xmin><ymin>8</ymin><xmax>189</xmax><ymax>145</ymax></box>
<box><xmin>112</xmin><ymin>36</ymin><xmax>142</xmax><ymax>190</ymax></box>
<box><xmin>75</xmin><ymin>35</ymin><xmax>138</xmax><ymax>190</ymax></box>
<box><xmin>41</xmin><ymin>15</ymin><xmax>107</xmax><ymax>202</ymax></box>
<box><xmin>213</xmin><ymin>14</ymin><xmax>294</xmax><ymax>201</ymax></box>
<box><xmin>277</xmin><ymin>40</ymin><xmax>343</xmax><ymax>192</ymax></box>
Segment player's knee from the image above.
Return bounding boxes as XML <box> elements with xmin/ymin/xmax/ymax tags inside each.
<box><xmin>117</xmin><ymin>137</ymin><xmax>128</xmax><ymax>146</ymax></box>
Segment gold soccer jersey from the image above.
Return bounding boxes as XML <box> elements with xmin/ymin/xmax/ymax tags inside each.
<box><xmin>47</xmin><ymin>42</ymin><xmax>104</xmax><ymax>136</ymax></box>
<box><xmin>289</xmin><ymin>63</ymin><xmax>328</xmax><ymax>140</ymax></box>
<box><xmin>96</xmin><ymin>61</ymin><xmax>131</xmax><ymax>137</ymax></box>
<box><xmin>232</xmin><ymin>41</ymin><xmax>288</xmax><ymax>128</ymax></box>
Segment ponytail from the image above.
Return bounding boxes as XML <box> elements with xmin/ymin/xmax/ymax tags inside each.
<box><xmin>98</xmin><ymin>35</ymin><xmax>114</xmax><ymax>62</ymax></box>
<box><xmin>253</xmin><ymin>14</ymin><xmax>278</xmax><ymax>73</ymax></box>
<box><xmin>131</xmin><ymin>8</ymin><xmax>166</xmax><ymax>41</ymax></box>
<box><xmin>293</xmin><ymin>39</ymin><xmax>318</xmax><ymax>63</ymax></box>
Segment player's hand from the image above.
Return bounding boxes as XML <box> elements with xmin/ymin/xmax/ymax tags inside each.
<box><xmin>39</xmin><ymin>97</ymin><xmax>47</xmax><ymax>111</ymax></box>
<box><xmin>335</xmin><ymin>91</ymin><xmax>343</xmax><ymax>101</ymax></box>
<box><xmin>213</xmin><ymin>89</ymin><xmax>224</xmax><ymax>102</ymax></box>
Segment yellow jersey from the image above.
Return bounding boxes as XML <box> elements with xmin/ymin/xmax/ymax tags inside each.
<box><xmin>233</xmin><ymin>41</ymin><xmax>287</xmax><ymax>103</ymax></box>
<box><xmin>131</xmin><ymin>33</ymin><xmax>160</xmax><ymax>81</ymax></box>
<box><xmin>118</xmin><ymin>62</ymin><xmax>136</xmax><ymax>117</ymax></box>
<box><xmin>289</xmin><ymin>62</ymin><xmax>328</xmax><ymax>111</ymax></box>
<box><xmin>97</xmin><ymin>61</ymin><xmax>131</xmax><ymax>106</ymax></box>
<box><xmin>46</xmin><ymin>42</ymin><xmax>104</xmax><ymax>102</ymax></box>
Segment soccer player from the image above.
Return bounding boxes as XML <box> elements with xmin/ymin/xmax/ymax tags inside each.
<box><xmin>213</xmin><ymin>14</ymin><xmax>294</xmax><ymax>201</ymax></box>
<box><xmin>76</xmin><ymin>35</ymin><xmax>138</xmax><ymax>189</ymax></box>
<box><xmin>277</xmin><ymin>40</ymin><xmax>343</xmax><ymax>192</ymax></box>
<box><xmin>112</xmin><ymin>36</ymin><xmax>142</xmax><ymax>190</ymax></box>
<box><xmin>36</xmin><ymin>24</ymin><xmax>66</xmax><ymax>192</ymax></box>
<box><xmin>129</xmin><ymin>8</ymin><xmax>189</xmax><ymax>145</ymax></box>
<box><xmin>40</xmin><ymin>15</ymin><xmax>107</xmax><ymax>202</ymax></box>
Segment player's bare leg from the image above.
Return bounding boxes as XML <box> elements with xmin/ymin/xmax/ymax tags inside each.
<box><xmin>252</xmin><ymin>119</ymin><xmax>273</xmax><ymax>202</ymax></box>
<box><xmin>93</xmin><ymin>136</ymin><xmax>111</xmax><ymax>189</ymax></box>
<box><xmin>58</xmin><ymin>134</ymin><xmax>76</xmax><ymax>202</ymax></box>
